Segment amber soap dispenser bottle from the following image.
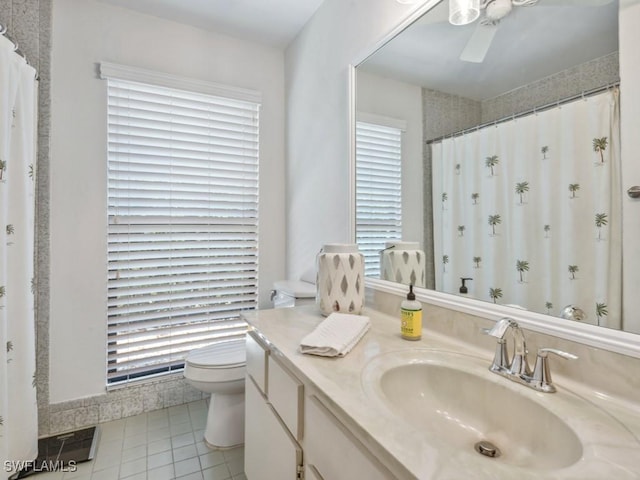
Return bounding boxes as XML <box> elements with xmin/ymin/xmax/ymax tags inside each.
<box><xmin>401</xmin><ymin>284</ymin><xmax>422</xmax><ymax>340</ymax></box>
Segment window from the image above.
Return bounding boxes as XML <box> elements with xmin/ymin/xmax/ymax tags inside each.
<box><xmin>355</xmin><ymin>120</ymin><xmax>403</xmax><ymax>277</ymax></box>
<box><xmin>101</xmin><ymin>64</ymin><xmax>260</xmax><ymax>385</ymax></box>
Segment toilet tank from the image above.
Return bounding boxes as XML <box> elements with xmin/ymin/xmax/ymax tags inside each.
<box><xmin>271</xmin><ymin>280</ymin><xmax>316</xmax><ymax>308</ymax></box>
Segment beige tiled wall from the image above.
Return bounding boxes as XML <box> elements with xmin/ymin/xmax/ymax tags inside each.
<box><xmin>481</xmin><ymin>52</ymin><xmax>620</xmax><ymax>123</ymax></box>
<box><xmin>47</xmin><ymin>376</ymin><xmax>207</xmax><ymax>435</ymax></box>
<box><xmin>422</xmin><ymin>52</ymin><xmax>619</xmax><ymax>143</ymax></box>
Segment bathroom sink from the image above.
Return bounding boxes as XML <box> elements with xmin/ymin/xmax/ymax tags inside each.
<box><xmin>361</xmin><ymin>349</ymin><xmax>639</xmax><ymax>476</ymax></box>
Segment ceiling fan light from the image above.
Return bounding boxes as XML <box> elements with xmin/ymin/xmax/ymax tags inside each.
<box><xmin>449</xmin><ymin>0</ymin><xmax>481</xmax><ymax>26</ymax></box>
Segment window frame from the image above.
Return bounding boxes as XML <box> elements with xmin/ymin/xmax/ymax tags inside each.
<box><xmin>355</xmin><ymin>116</ymin><xmax>405</xmax><ymax>277</ymax></box>
<box><xmin>101</xmin><ymin>63</ymin><xmax>261</xmax><ymax>386</ymax></box>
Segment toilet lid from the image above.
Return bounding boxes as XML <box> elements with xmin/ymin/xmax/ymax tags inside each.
<box><xmin>185</xmin><ymin>339</ymin><xmax>246</xmax><ymax>368</ymax></box>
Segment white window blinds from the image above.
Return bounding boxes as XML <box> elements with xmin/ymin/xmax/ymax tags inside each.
<box><xmin>355</xmin><ymin>121</ymin><xmax>403</xmax><ymax>277</ymax></box>
<box><xmin>103</xmin><ymin>68</ymin><xmax>260</xmax><ymax>384</ymax></box>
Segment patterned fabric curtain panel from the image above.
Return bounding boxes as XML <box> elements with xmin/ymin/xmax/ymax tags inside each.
<box><xmin>0</xmin><ymin>35</ymin><xmax>38</xmax><ymax>469</ymax></box>
<box><xmin>432</xmin><ymin>90</ymin><xmax>622</xmax><ymax>328</ymax></box>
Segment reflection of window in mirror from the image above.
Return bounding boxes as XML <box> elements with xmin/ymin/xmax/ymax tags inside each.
<box><xmin>355</xmin><ymin>118</ymin><xmax>404</xmax><ymax>277</ymax></box>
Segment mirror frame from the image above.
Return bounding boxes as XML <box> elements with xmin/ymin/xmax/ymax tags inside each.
<box><xmin>349</xmin><ymin>0</ymin><xmax>640</xmax><ymax>359</ymax></box>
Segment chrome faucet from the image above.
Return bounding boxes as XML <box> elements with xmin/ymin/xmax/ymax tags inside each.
<box><xmin>483</xmin><ymin>318</ymin><xmax>577</xmax><ymax>393</ymax></box>
<box><xmin>485</xmin><ymin>317</ymin><xmax>531</xmax><ymax>376</ymax></box>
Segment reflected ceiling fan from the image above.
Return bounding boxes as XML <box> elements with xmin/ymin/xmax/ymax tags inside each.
<box><xmin>459</xmin><ymin>0</ymin><xmax>614</xmax><ymax>63</ymax></box>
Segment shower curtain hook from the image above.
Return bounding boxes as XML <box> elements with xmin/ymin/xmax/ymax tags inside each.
<box><xmin>0</xmin><ymin>24</ymin><xmax>7</xmax><ymax>35</ymax></box>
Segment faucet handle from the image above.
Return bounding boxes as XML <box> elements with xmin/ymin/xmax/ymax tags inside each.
<box><xmin>531</xmin><ymin>348</ymin><xmax>578</xmax><ymax>393</ymax></box>
<box><xmin>483</xmin><ymin>317</ymin><xmax>516</xmax><ymax>339</ymax></box>
<box><xmin>538</xmin><ymin>348</ymin><xmax>578</xmax><ymax>361</ymax></box>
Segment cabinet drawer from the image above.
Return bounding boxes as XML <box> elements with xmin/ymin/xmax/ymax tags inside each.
<box><xmin>305</xmin><ymin>395</ymin><xmax>395</xmax><ymax>480</ymax></box>
<box><xmin>246</xmin><ymin>333</ymin><xmax>268</xmax><ymax>394</ymax></box>
<box><xmin>268</xmin><ymin>355</ymin><xmax>304</xmax><ymax>440</ymax></box>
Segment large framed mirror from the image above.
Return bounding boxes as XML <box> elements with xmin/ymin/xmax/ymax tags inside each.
<box><xmin>353</xmin><ymin>0</ymin><xmax>640</xmax><ymax>352</ymax></box>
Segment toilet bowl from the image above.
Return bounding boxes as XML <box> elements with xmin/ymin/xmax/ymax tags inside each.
<box><xmin>184</xmin><ymin>338</ymin><xmax>246</xmax><ymax>449</ymax></box>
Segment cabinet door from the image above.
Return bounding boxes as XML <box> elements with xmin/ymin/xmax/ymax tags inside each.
<box><xmin>246</xmin><ymin>333</ymin><xmax>268</xmax><ymax>394</ymax></box>
<box><xmin>268</xmin><ymin>356</ymin><xmax>304</xmax><ymax>440</ymax></box>
<box><xmin>305</xmin><ymin>394</ymin><xmax>396</xmax><ymax>480</ymax></box>
<box><xmin>245</xmin><ymin>377</ymin><xmax>302</xmax><ymax>480</ymax></box>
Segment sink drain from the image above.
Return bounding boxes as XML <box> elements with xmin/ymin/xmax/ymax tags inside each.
<box><xmin>474</xmin><ymin>440</ymin><xmax>501</xmax><ymax>458</ymax></box>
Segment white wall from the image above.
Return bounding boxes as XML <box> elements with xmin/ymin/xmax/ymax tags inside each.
<box><xmin>285</xmin><ymin>0</ymin><xmax>436</xmax><ymax>278</ymax></box>
<box><xmin>620</xmin><ymin>0</ymin><xmax>640</xmax><ymax>334</ymax></box>
<box><xmin>356</xmin><ymin>70</ymin><xmax>424</xmax><ymax>246</ymax></box>
<box><xmin>284</xmin><ymin>0</ymin><xmax>434</xmax><ymax>280</ymax></box>
<box><xmin>50</xmin><ymin>0</ymin><xmax>286</xmax><ymax>403</ymax></box>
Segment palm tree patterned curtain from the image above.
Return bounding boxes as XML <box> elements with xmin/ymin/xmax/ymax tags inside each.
<box><xmin>0</xmin><ymin>35</ymin><xmax>38</xmax><ymax>469</ymax></box>
<box><xmin>432</xmin><ymin>90</ymin><xmax>622</xmax><ymax>328</ymax></box>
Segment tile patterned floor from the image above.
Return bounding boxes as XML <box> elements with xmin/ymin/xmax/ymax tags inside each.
<box><xmin>34</xmin><ymin>400</ymin><xmax>246</xmax><ymax>480</ymax></box>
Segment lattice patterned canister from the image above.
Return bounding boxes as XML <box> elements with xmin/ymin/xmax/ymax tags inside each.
<box><xmin>380</xmin><ymin>241</ymin><xmax>426</xmax><ymax>288</ymax></box>
<box><xmin>316</xmin><ymin>244</ymin><xmax>365</xmax><ymax>316</ymax></box>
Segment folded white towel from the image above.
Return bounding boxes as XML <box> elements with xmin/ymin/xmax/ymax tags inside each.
<box><xmin>299</xmin><ymin>313</ymin><xmax>370</xmax><ymax>357</ymax></box>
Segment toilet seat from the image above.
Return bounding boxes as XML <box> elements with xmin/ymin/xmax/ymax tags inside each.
<box><xmin>185</xmin><ymin>339</ymin><xmax>246</xmax><ymax>369</ymax></box>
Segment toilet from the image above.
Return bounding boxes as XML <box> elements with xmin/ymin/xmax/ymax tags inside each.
<box><xmin>270</xmin><ymin>279</ymin><xmax>316</xmax><ymax>308</ymax></box>
<box><xmin>184</xmin><ymin>276</ymin><xmax>316</xmax><ymax>449</ymax></box>
<box><xmin>184</xmin><ymin>338</ymin><xmax>246</xmax><ymax>449</ymax></box>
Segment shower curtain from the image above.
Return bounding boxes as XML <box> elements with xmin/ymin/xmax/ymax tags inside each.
<box><xmin>0</xmin><ymin>35</ymin><xmax>38</xmax><ymax>468</ymax></box>
<box><xmin>432</xmin><ymin>90</ymin><xmax>621</xmax><ymax>328</ymax></box>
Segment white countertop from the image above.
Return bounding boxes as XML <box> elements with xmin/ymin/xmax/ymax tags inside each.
<box><xmin>242</xmin><ymin>305</ymin><xmax>640</xmax><ymax>480</ymax></box>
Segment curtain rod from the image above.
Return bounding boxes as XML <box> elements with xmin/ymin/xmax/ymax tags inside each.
<box><xmin>0</xmin><ymin>23</ymin><xmax>35</xmax><ymax>72</ymax></box>
<box><xmin>426</xmin><ymin>82</ymin><xmax>620</xmax><ymax>145</ymax></box>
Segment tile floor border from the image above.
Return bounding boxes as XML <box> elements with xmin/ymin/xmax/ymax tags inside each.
<box><xmin>47</xmin><ymin>375</ymin><xmax>207</xmax><ymax>436</ymax></box>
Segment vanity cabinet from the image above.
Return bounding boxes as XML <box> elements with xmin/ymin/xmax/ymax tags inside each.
<box><xmin>245</xmin><ymin>333</ymin><xmax>304</xmax><ymax>480</ymax></box>
<box><xmin>245</xmin><ymin>331</ymin><xmax>398</xmax><ymax>480</ymax></box>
